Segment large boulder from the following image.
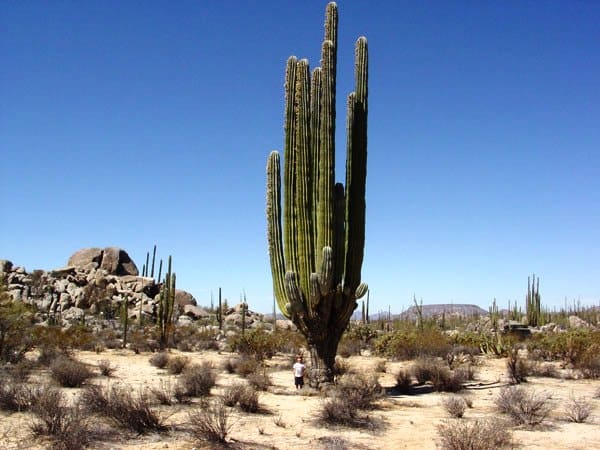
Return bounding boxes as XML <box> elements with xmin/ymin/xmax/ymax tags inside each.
<box><xmin>67</xmin><ymin>247</ymin><xmax>138</xmax><ymax>276</ymax></box>
<box><xmin>175</xmin><ymin>289</ymin><xmax>197</xmax><ymax>307</ymax></box>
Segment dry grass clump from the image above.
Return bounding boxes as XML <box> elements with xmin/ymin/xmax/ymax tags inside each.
<box><xmin>0</xmin><ymin>380</ymin><xmax>35</xmax><ymax>412</ymax></box>
<box><xmin>30</xmin><ymin>385</ymin><xmax>91</xmax><ymax>450</ymax></box>
<box><xmin>317</xmin><ymin>394</ymin><xmax>379</xmax><ymax>429</ymax></box>
<box><xmin>442</xmin><ymin>395</ymin><xmax>467</xmax><ymax>418</ymax></box>
<box><xmin>528</xmin><ymin>361</ymin><xmax>560</xmax><ymax>378</ymax></box>
<box><xmin>188</xmin><ymin>399</ymin><xmax>232</xmax><ymax>444</ymax></box>
<box><xmin>334</xmin><ymin>356</ymin><xmax>352</xmax><ymax>376</ymax></box>
<box><xmin>97</xmin><ymin>359</ymin><xmax>116</xmax><ymax>377</ymax></box>
<box><xmin>81</xmin><ymin>384</ymin><xmax>166</xmax><ymax>433</ymax></box>
<box><xmin>317</xmin><ymin>435</ymin><xmax>353</xmax><ymax>450</ymax></box>
<box><xmin>437</xmin><ymin>417</ymin><xmax>513</xmax><ymax>450</ymax></box>
<box><xmin>225</xmin><ymin>355</ymin><xmax>260</xmax><ymax>377</ymax></box>
<box><xmin>149</xmin><ymin>379</ymin><xmax>175</xmax><ymax>405</ymax></box>
<box><xmin>149</xmin><ymin>352</ymin><xmax>169</xmax><ymax>369</ymax></box>
<box><xmin>177</xmin><ymin>362</ymin><xmax>216</xmax><ymax>397</ymax></box>
<box><xmin>495</xmin><ymin>385</ymin><xmax>552</xmax><ymax>427</ymax></box>
<box><xmin>563</xmin><ymin>395</ymin><xmax>592</xmax><ymax>423</ymax></box>
<box><xmin>222</xmin><ymin>383</ymin><xmax>245</xmax><ymax>407</ymax></box>
<box><xmin>166</xmin><ymin>355</ymin><xmax>189</xmax><ymax>375</ymax></box>
<box><xmin>50</xmin><ymin>356</ymin><xmax>94</xmax><ymax>388</ymax></box>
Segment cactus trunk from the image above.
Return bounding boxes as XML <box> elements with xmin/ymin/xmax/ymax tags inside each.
<box><xmin>266</xmin><ymin>2</ymin><xmax>368</xmax><ymax>386</ymax></box>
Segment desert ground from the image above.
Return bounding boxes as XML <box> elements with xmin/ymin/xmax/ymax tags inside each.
<box><xmin>1</xmin><ymin>348</ymin><xmax>599</xmax><ymax>450</ymax></box>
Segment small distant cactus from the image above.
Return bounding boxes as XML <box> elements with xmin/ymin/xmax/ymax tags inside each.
<box><xmin>157</xmin><ymin>256</ymin><xmax>176</xmax><ymax>349</ymax></box>
<box><xmin>526</xmin><ymin>274</ymin><xmax>541</xmax><ymax>327</ymax></box>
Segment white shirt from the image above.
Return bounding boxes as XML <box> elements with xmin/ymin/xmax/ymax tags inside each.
<box><xmin>293</xmin><ymin>362</ymin><xmax>306</xmax><ymax>377</ymax></box>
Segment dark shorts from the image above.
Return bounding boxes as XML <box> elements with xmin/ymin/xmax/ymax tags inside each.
<box><xmin>294</xmin><ymin>376</ymin><xmax>304</xmax><ymax>386</ymax></box>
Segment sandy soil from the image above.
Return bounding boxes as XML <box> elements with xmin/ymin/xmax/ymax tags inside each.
<box><xmin>1</xmin><ymin>349</ymin><xmax>599</xmax><ymax>449</ymax></box>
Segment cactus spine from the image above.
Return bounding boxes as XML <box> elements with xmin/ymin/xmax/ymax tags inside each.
<box><xmin>526</xmin><ymin>274</ymin><xmax>541</xmax><ymax>327</ymax></box>
<box><xmin>266</xmin><ymin>2</ymin><xmax>368</xmax><ymax>385</ymax></box>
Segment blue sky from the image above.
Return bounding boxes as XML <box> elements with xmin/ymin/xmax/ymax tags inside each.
<box><xmin>1</xmin><ymin>1</ymin><xmax>599</xmax><ymax>314</ymax></box>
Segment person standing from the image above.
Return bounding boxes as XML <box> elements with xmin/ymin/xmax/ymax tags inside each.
<box><xmin>292</xmin><ymin>356</ymin><xmax>306</xmax><ymax>389</ymax></box>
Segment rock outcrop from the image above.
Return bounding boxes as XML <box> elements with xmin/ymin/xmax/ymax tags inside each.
<box><xmin>67</xmin><ymin>247</ymin><xmax>138</xmax><ymax>276</ymax></box>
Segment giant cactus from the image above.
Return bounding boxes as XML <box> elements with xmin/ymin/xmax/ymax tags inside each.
<box><xmin>266</xmin><ymin>2</ymin><xmax>368</xmax><ymax>385</ymax></box>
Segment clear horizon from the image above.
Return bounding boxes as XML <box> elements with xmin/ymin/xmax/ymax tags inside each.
<box><xmin>1</xmin><ymin>1</ymin><xmax>599</xmax><ymax>314</ymax></box>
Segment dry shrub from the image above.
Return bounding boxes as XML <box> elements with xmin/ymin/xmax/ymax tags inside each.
<box><xmin>374</xmin><ymin>359</ymin><xmax>387</xmax><ymax>373</ymax></box>
<box><xmin>222</xmin><ymin>358</ymin><xmax>238</xmax><ymax>374</ymax></box>
<box><xmin>81</xmin><ymin>384</ymin><xmax>165</xmax><ymax>433</ymax></box>
<box><xmin>97</xmin><ymin>360</ymin><xmax>116</xmax><ymax>377</ymax></box>
<box><xmin>317</xmin><ymin>435</ymin><xmax>352</xmax><ymax>450</ymax></box>
<box><xmin>442</xmin><ymin>395</ymin><xmax>466</xmax><ymax>418</ymax></box>
<box><xmin>188</xmin><ymin>399</ymin><xmax>232</xmax><ymax>444</ymax></box>
<box><xmin>30</xmin><ymin>385</ymin><xmax>91</xmax><ymax>450</ymax></box>
<box><xmin>0</xmin><ymin>381</ymin><xmax>34</xmax><ymax>412</ymax></box>
<box><xmin>317</xmin><ymin>394</ymin><xmax>378</xmax><ymax>429</ymax></box>
<box><xmin>50</xmin><ymin>356</ymin><xmax>94</xmax><ymax>388</ymax></box>
<box><xmin>222</xmin><ymin>383</ymin><xmax>245</xmax><ymax>407</ymax></box>
<box><xmin>149</xmin><ymin>352</ymin><xmax>169</xmax><ymax>369</ymax></box>
<box><xmin>529</xmin><ymin>361</ymin><xmax>560</xmax><ymax>378</ymax></box>
<box><xmin>167</xmin><ymin>356</ymin><xmax>189</xmax><ymax>375</ymax></box>
<box><xmin>177</xmin><ymin>362</ymin><xmax>216</xmax><ymax>397</ymax></box>
<box><xmin>577</xmin><ymin>344</ymin><xmax>600</xmax><ymax>379</ymax></box>
<box><xmin>437</xmin><ymin>417</ymin><xmax>512</xmax><ymax>450</ymax></box>
<box><xmin>495</xmin><ymin>386</ymin><xmax>552</xmax><ymax>427</ymax></box>
<box><xmin>564</xmin><ymin>395</ymin><xmax>592</xmax><ymax>423</ymax></box>
<box><xmin>395</xmin><ymin>369</ymin><xmax>413</xmax><ymax>394</ymax></box>
<box><xmin>334</xmin><ymin>356</ymin><xmax>352</xmax><ymax>376</ymax></box>
<box><xmin>336</xmin><ymin>372</ymin><xmax>382</xmax><ymax>410</ymax></box>
<box><xmin>594</xmin><ymin>387</ymin><xmax>600</xmax><ymax>399</ymax></box>
<box><xmin>7</xmin><ymin>358</ymin><xmax>37</xmax><ymax>381</ymax></box>
<box><xmin>237</xmin><ymin>385</ymin><xmax>260</xmax><ymax>413</ymax></box>
<box><xmin>506</xmin><ymin>348</ymin><xmax>530</xmax><ymax>384</ymax></box>
<box><xmin>234</xmin><ymin>356</ymin><xmax>260</xmax><ymax>377</ymax></box>
<box><xmin>247</xmin><ymin>368</ymin><xmax>272</xmax><ymax>391</ymax></box>
<box><xmin>149</xmin><ymin>379</ymin><xmax>175</xmax><ymax>405</ymax></box>
<box><xmin>337</xmin><ymin>337</ymin><xmax>362</xmax><ymax>357</ymax></box>
<box><xmin>411</xmin><ymin>358</ymin><xmax>466</xmax><ymax>392</ymax></box>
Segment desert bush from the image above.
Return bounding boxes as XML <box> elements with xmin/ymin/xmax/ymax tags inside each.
<box><xmin>563</xmin><ymin>395</ymin><xmax>592</xmax><ymax>423</ymax></box>
<box><xmin>247</xmin><ymin>368</ymin><xmax>272</xmax><ymax>391</ymax></box>
<box><xmin>577</xmin><ymin>343</ymin><xmax>600</xmax><ymax>379</ymax></box>
<box><xmin>188</xmin><ymin>399</ymin><xmax>232</xmax><ymax>444</ymax></box>
<box><xmin>395</xmin><ymin>369</ymin><xmax>413</xmax><ymax>394</ymax></box>
<box><xmin>334</xmin><ymin>356</ymin><xmax>352</xmax><ymax>376</ymax></box>
<box><xmin>81</xmin><ymin>384</ymin><xmax>165</xmax><ymax>433</ymax></box>
<box><xmin>33</xmin><ymin>324</ymin><xmax>96</xmax><ymax>354</ymax></box>
<box><xmin>495</xmin><ymin>386</ymin><xmax>552</xmax><ymax>426</ymax></box>
<box><xmin>237</xmin><ymin>384</ymin><xmax>260</xmax><ymax>413</ymax></box>
<box><xmin>337</xmin><ymin>337</ymin><xmax>362</xmax><ymax>357</ymax></box>
<box><xmin>30</xmin><ymin>385</ymin><xmax>91</xmax><ymax>450</ymax></box>
<box><xmin>528</xmin><ymin>361</ymin><xmax>560</xmax><ymax>378</ymax></box>
<box><xmin>128</xmin><ymin>328</ymin><xmax>160</xmax><ymax>353</ymax></box>
<box><xmin>229</xmin><ymin>328</ymin><xmax>281</xmax><ymax>360</ymax></box>
<box><xmin>437</xmin><ymin>417</ymin><xmax>512</xmax><ymax>450</ymax></box>
<box><xmin>167</xmin><ymin>355</ymin><xmax>189</xmax><ymax>375</ymax></box>
<box><xmin>317</xmin><ymin>436</ymin><xmax>352</xmax><ymax>450</ymax></box>
<box><xmin>234</xmin><ymin>355</ymin><xmax>260</xmax><ymax>377</ymax></box>
<box><xmin>4</xmin><ymin>358</ymin><xmax>37</xmax><ymax>381</ymax></box>
<box><xmin>0</xmin><ymin>380</ymin><xmax>34</xmax><ymax>412</ymax></box>
<box><xmin>222</xmin><ymin>358</ymin><xmax>238</xmax><ymax>374</ymax></box>
<box><xmin>222</xmin><ymin>383</ymin><xmax>245</xmax><ymax>407</ymax></box>
<box><xmin>412</xmin><ymin>358</ymin><xmax>466</xmax><ymax>392</ymax></box>
<box><xmin>173</xmin><ymin>325</ymin><xmax>220</xmax><ymax>352</ymax></box>
<box><xmin>37</xmin><ymin>345</ymin><xmax>69</xmax><ymax>366</ymax></box>
<box><xmin>149</xmin><ymin>352</ymin><xmax>169</xmax><ymax>369</ymax></box>
<box><xmin>374</xmin><ymin>327</ymin><xmax>451</xmax><ymax>360</ymax></box>
<box><xmin>317</xmin><ymin>394</ymin><xmax>378</xmax><ymax>429</ymax></box>
<box><xmin>442</xmin><ymin>395</ymin><xmax>466</xmax><ymax>418</ymax></box>
<box><xmin>177</xmin><ymin>362</ymin><xmax>216</xmax><ymax>397</ymax></box>
<box><xmin>507</xmin><ymin>347</ymin><xmax>530</xmax><ymax>384</ymax></box>
<box><xmin>335</xmin><ymin>372</ymin><xmax>382</xmax><ymax>410</ymax></box>
<box><xmin>50</xmin><ymin>356</ymin><xmax>94</xmax><ymax>388</ymax></box>
<box><xmin>97</xmin><ymin>359</ymin><xmax>116</xmax><ymax>377</ymax></box>
<box><xmin>0</xmin><ymin>279</ymin><xmax>36</xmax><ymax>363</ymax></box>
<box><xmin>149</xmin><ymin>379</ymin><xmax>175</xmax><ymax>405</ymax></box>
<box><xmin>527</xmin><ymin>329</ymin><xmax>600</xmax><ymax>365</ymax></box>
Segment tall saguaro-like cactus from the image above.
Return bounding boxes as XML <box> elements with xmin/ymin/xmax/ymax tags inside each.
<box><xmin>526</xmin><ymin>274</ymin><xmax>541</xmax><ymax>327</ymax></box>
<box><xmin>266</xmin><ymin>2</ymin><xmax>368</xmax><ymax>385</ymax></box>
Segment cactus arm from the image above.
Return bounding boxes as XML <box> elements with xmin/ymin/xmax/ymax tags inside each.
<box><xmin>283</xmin><ymin>57</ymin><xmax>298</xmax><ymax>274</ymax></box>
<box><xmin>310</xmin><ymin>67</ymin><xmax>322</xmax><ymax>249</ymax></box>
<box><xmin>266</xmin><ymin>151</ymin><xmax>290</xmax><ymax>318</ymax></box>
<box><xmin>294</xmin><ymin>59</ymin><xmax>315</xmax><ymax>299</ymax></box>
<box><xmin>343</xmin><ymin>37</ymin><xmax>368</xmax><ymax>295</ymax></box>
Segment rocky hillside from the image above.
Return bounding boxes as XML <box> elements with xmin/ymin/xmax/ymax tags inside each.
<box><xmin>398</xmin><ymin>303</ymin><xmax>488</xmax><ymax>321</ymax></box>
<box><xmin>0</xmin><ymin>247</ymin><xmax>265</xmax><ymax>329</ymax></box>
